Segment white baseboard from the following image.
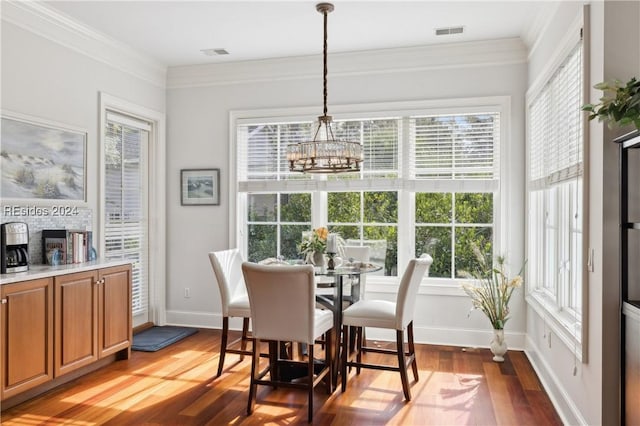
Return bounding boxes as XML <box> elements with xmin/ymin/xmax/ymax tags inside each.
<box><xmin>166</xmin><ymin>310</ymin><xmax>241</xmax><ymax>330</ymax></box>
<box><xmin>366</xmin><ymin>325</ymin><xmax>525</xmax><ymax>350</ymax></box>
<box><xmin>165</xmin><ymin>310</ymin><xmax>525</xmax><ymax>349</ymax></box>
<box><xmin>524</xmin><ymin>335</ymin><xmax>586</xmax><ymax>426</ymax></box>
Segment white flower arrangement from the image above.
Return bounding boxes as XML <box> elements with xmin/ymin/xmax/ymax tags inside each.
<box><xmin>461</xmin><ymin>247</ymin><xmax>524</xmax><ymax>330</ymax></box>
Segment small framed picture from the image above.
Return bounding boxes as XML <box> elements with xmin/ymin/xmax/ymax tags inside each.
<box><xmin>181</xmin><ymin>168</ymin><xmax>220</xmax><ymax>206</ymax></box>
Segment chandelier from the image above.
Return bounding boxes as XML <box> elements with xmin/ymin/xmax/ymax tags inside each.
<box><xmin>286</xmin><ymin>2</ymin><xmax>363</xmax><ymax>173</ymax></box>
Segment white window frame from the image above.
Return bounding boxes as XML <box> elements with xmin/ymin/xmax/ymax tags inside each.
<box><xmin>230</xmin><ymin>97</ymin><xmax>510</xmax><ymax>296</ymax></box>
<box><xmin>99</xmin><ymin>92</ymin><xmax>167</xmax><ymax>326</ymax></box>
<box><xmin>525</xmin><ymin>14</ymin><xmax>586</xmax><ymax>360</ymax></box>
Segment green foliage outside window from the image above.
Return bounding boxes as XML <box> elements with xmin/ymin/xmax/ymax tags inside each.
<box><xmin>248</xmin><ymin>224</ymin><xmax>276</xmax><ymax>262</ymax></box>
<box><xmin>415</xmin><ymin>192</ymin><xmax>493</xmax><ymax>278</ymax></box>
<box><xmin>246</xmin><ymin>190</ymin><xmax>493</xmax><ymax>278</ymax></box>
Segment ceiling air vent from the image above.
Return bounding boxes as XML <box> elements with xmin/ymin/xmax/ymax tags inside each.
<box><xmin>435</xmin><ymin>26</ymin><xmax>464</xmax><ymax>36</ymax></box>
<box><xmin>201</xmin><ymin>48</ymin><xmax>230</xmax><ymax>56</ymax></box>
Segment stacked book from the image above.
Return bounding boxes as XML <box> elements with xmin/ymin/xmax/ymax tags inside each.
<box><xmin>42</xmin><ymin>229</ymin><xmax>93</xmax><ymax>265</ymax></box>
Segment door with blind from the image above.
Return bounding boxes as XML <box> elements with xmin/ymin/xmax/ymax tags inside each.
<box><xmin>103</xmin><ymin>112</ymin><xmax>150</xmax><ymax>327</ymax></box>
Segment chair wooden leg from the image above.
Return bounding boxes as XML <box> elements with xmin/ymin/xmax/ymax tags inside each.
<box><xmin>349</xmin><ymin>325</ymin><xmax>357</xmax><ymax>353</ymax></box>
<box><xmin>247</xmin><ymin>338</ymin><xmax>260</xmax><ymax>415</ymax></box>
<box><xmin>396</xmin><ymin>330</ymin><xmax>411</xmax><ymax>401</ymax></box>
<box><xmin>240</xmin><ymin>317</ymin><xmax>250</xmax><ymax>362</ymax></box>
<box><xmin>325</xmin><ymin>328</ymin><xmax>333</xmax><ymax>394</ymax></box>
<box><xmin>269</xmin><ymin>341</ymin><xmax>279</xmax><ymax>388</ymax></box>
<box><xmin>217</xmin><ymin>316</ymin><xmax>230</xmax><ymax>377</ymax></box>
<box><xmin>341</xmin><ymin>325</ymin><xmax>349</xmax><ymax>393</ymax></box>
<box><xmin>407</xmin><ymin>321</ymin><xmax>419</xmax><ymax>382</ymax></box>
<box><xmin>356</xmin><ymin>326</ymin><xmax>363</xmax><ymax>375</ymax></box>
<box><xmin>308</xmin><ymin>343</ymin><xmax>314</xmax><ymax>423</ymax></box>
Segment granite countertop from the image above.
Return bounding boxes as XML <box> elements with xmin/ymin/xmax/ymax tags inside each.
<box><xmin>0</xmin><ymin>259</ymin><xmax>132</xmax><ymax>285</ymax></box>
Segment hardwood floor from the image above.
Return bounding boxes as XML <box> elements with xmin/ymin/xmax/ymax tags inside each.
<box><xmin>1</xmin><ymin>328</ymin><xmax>562</xmax><ymax>425</ymax></box>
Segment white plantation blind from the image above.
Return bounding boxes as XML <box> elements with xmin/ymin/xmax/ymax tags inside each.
<box><xmin>529</xmin><ymin>42</ymin><xmax>583</xmax><ymax>190</ymax></box>
<box><xmin>237</xmin><ymin>122</ymin><xmax>313</xmax><ymax>183</ymax></box>
<box><xmin>410</xmin><ymin>113</ymin><xmax>500</xmax><ymax>192</ymax></box>
<box><xmin>237</xmin><ymin>117</ymin><xmax>399</xmax><ymax>192</ymax></box>
<box><xmin>104</xmin><ymin>112</ymin><xmax>149</xmax><ymax>317</ymax></box>
<box><xmin>236</xmin><ymin>113</ymin><xmax>501</xmax><ymax>193</ymax></box>
<box><xmin>334</xmin><ymin>119</ymin><xmax>399</xmax><ymax>179</ymax></box>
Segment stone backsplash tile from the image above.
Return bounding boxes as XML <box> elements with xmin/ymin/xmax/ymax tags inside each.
<box><xmin>1</xmin><ymin>206</ymin><xmax>92</xmax><ymax>265</ymax></box>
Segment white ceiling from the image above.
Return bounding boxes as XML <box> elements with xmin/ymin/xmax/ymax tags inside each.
<box><xmin>43</xmin><ymin>1</ymin><xmax>555</xmax><ymax>68</ymax></box>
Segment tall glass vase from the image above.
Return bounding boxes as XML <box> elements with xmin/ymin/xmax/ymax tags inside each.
<box><xmin>312</xmin><ymin>251</ymin><xmax>325</xmax><ymax>267</ymax></box>
<box><xmin>490</xmin><ymin>328</ymin><xmax>508</xmax><ymax>362</ymax></box>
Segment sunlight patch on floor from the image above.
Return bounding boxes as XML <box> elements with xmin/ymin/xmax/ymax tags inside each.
<box><xmin>61</xmin><ymin>374</ymin><xmax>131</xmax><ymax>404</ymax></box>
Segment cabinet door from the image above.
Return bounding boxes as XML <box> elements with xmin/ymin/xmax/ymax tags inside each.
<box><xmin>626</xmin><ymin>309</ymin><xmax>640</xmax><ymax>425</ymax></box>
<box><xmin>55</xmin><ymin>271</ymin><xmax>99</xmax><ymax>377</ymax></box>
<box><xmin>99</xmin><ymin>265</ymin><xmax>132</xmax><ymax>358</ymax></box>
<box><xmin>0</xmin><ymin>278</ymin><xmax>53</xmax><ymax>400</ymax></box>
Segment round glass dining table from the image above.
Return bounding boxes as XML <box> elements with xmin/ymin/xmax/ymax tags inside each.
<box><xmin>313</xmin><ymin>263</ymin><xmax>383</xmax><ymax>387</ymax></box>
<box><xmin>259</xmin><ymin>259</ymin><xmax>382</xmax><ymax>387</ymax></box>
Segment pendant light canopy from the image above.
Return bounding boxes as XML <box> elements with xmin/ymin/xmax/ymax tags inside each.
<box><xmin>286</xmin><ymin>2</ymin><xmax>363</xmax><ymax>174</ymax></box>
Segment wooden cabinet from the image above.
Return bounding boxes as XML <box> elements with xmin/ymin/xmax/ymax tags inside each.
<box><xmin>0</xmin><ymin>261</ymin><xmax>131</xmax><ymax>404</ymax></box>
<box><xmin>0</xmin><ymin>278</ymin><xmax>53</xmax><ymax>399</ymax></box>
<box><xmin>54</xmin><ymin>270</ymin><xmax>99</xmax><ymax>376</ymax></box>
<box><xmin>98</xmin><ymin>265</ymin><xmax>132</xmax><ymax>358</ymax></box>
<box><xmin>54</xmin><ymin>265</ymin><xmax>132</xmax><ymax>377</ymax></box>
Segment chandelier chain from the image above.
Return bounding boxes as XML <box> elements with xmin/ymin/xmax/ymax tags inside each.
<box><xmin>322</xmin><ymin>7</ymin><xmax>328</xmax><ymax>118</ymax></box>
<box><xmin>285</xmin><ymin>2</ymin><xmax>362</xmax><ymax>173</ymax></box>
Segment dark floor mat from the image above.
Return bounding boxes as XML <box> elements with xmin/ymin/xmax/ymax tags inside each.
<box><xmin>132</xmin><ymin>326</ymin><xmax>198</xmax><ymax>352</ymax></box>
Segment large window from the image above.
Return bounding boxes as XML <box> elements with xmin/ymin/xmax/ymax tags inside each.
<box><xmin>527</xmin><ymin>37</ymin><xmax>584</xmax><ymax>344</ymax></box>
<box><xmin>235</xmin><ymin>99</ymin><xmax>504</xmax><ymax>282</ymax></box>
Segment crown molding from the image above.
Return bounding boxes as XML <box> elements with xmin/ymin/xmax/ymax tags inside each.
<box><xmin>525</xmin><ymin>1</ymin><xmax>563</xmax><ymax>62</ymax></box>
<box><xmin>2</xmin><ymin>0</ymin><xmax>166</xmax><ymax>88</ymax></box>
<box><xmin>167</xmin><ymin>37</ymin><xmax>527</xmax><ymax>89</ymax></box>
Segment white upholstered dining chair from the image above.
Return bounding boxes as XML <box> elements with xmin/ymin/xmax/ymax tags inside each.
<box><xmin>340</xmin><ymin>254</ymin><xmax>433</xmax><ymax>401</ymax></box>
<box><xmin>209</xmin><ymin>249</ymin><xmax>252</xmax><ymax>377</ymax></box>
<box><xmin>241</xmin><ymin>262</ymin><xmax>334</xmax><ymax>423</ymax></box>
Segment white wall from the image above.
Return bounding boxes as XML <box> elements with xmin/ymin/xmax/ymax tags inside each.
<box><xmin>0</xmin><ymin>19</ymin><xmax>166</xmax><ymax>236</ymax></box>
<box><xmin>525</xmin><ymin>2</ymin><xmax>640</xmax><ymax>425</ymax></box>
<box><xmin>165</xmin><ymin>41</ymin><xmax>528</xmax><ymax>349</ymax></box>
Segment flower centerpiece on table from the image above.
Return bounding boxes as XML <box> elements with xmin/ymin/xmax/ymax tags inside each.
<box><xmin>299</xmin><ymin>227</ymin><xmax>328</xmax><ymax>265</ymax></box>
<box><xmin>461</xmin><ymin>247</ymin><xmax>524</xmax><ymax>362</ymax></box>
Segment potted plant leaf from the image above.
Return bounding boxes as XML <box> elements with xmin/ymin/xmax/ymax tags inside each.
<box><xmin>582</xmin><ymin>77</ymin><xmax>640</xmax><ymax>130</ymax></box>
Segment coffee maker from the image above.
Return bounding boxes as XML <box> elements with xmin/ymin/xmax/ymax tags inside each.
<box><xmin>1</xmin><ymin>222</ymin><xmax>29</xmax><ymax>274</ymax></box>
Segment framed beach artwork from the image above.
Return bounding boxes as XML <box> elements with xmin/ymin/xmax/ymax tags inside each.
<box><xmin>181</xmin><ymin>168</ymin><xmax>220</xmax><ymax>206</ymax></box>
<box><xmin>1</xmin><ymin>113</ymin><xmax>87</xmax><ymax>202</ymax></box>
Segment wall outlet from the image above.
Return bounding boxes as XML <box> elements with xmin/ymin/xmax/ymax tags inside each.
<box><xmin>184</xmin><ymin>288</ymin><xmax>190</xmax><ymax>298</ymax></box>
